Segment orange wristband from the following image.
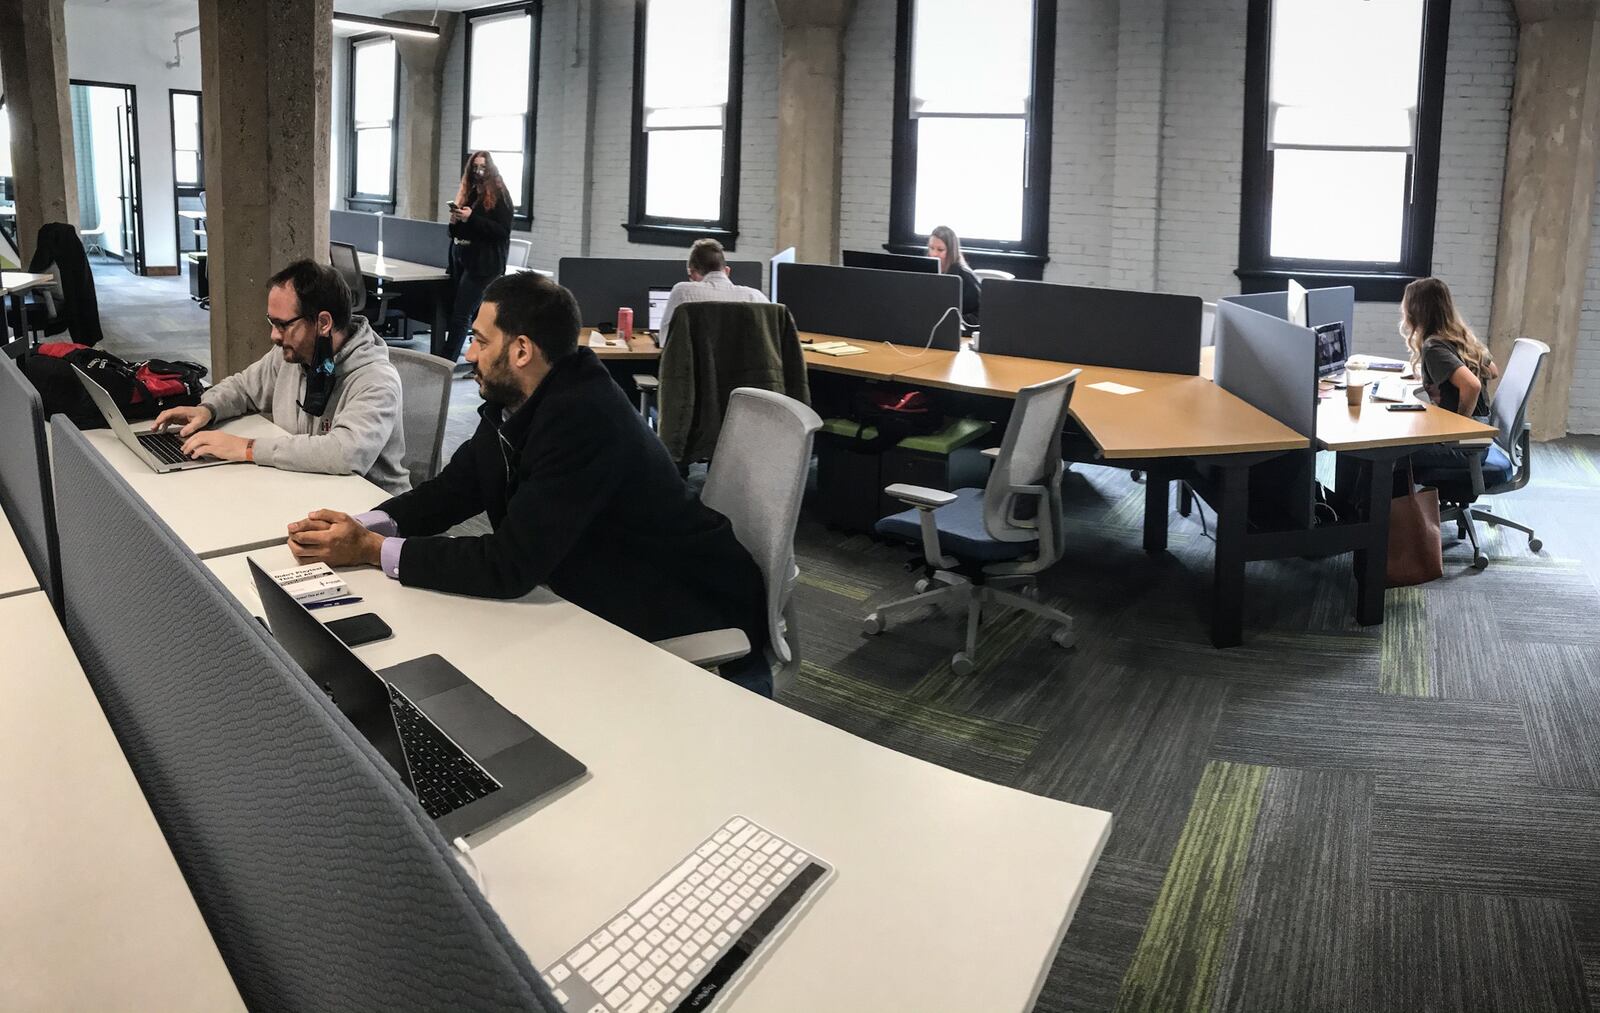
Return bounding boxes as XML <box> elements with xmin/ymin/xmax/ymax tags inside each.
<box><xmin>244</xmin><ymin>438</ymin><xmax>255</xmax><ymax>462</ymax></box>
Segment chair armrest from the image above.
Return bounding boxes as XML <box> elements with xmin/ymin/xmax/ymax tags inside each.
<box><xmin>884</xmin><ymin>483</ymin><xmax>958</xmax><ymax>509</ymax></box>
<box><xmin>980</xmin><ymin>447</ymin><xmax>1000</xmax><ymax>461</ymax></box>
<box><xmin>653</xmin><ymin>629</ymin><xmax>751</xmax><ymax>668</ymax></box>
<box><xmin>633</xmin><ymin>375</ymin><xmax>660</xmax><ymax>391</ymax></box>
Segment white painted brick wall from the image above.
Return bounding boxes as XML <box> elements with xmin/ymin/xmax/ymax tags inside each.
<box><xmin>1046</xmin><ymin>0</ymin><xmax>1117</xmax><ymax>286</ymax></box>
<box><xmin>1569</xmin><ymin>191</ymin><xmax>1600</xmax><ymax>432</ymax></box>
<box><xmin>838</xmin><ymin>0</ymin><xmax>897</xmax><ymax>258</ymax></box>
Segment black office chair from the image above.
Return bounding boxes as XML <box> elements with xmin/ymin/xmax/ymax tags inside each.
<box><xmin>329</xmin><ymin>241</ymin><xmax>408</xmax><ymax>340</ymax></box>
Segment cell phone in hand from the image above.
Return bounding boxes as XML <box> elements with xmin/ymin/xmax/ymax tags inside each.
<box><xmin>325</xmin><ymin>613</ymin><xmax>393</xmax><ymax>647</ymax></box>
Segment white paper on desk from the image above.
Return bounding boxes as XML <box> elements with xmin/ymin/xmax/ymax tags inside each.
<box><xmin>585</xmin><ymin>330</ymin><xmax>624</xmax><ymax>349</ymax></box>
<box><xmin>1087</xmin><ymin>381</ymin><xmax>1143</xmax><ymax>396</ymax></box>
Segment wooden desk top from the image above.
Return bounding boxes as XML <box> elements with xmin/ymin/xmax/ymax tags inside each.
<box><xmin>799</xmin><ymin>331</ymin><xmax>954</xmax><ymax>380</ymax></box>
<box><xmin>898</xmin><ymin>350</ymin><xmax>1309</xmax><ymax>460</ymax></box>
<box><xmin>1315</xmin><ymin>393</ymin><xmax>1498</xmax><ymax>451</ymax></box>
<box><xmin>589</xmin><ymin>333</ymin><xmax>661</xmax><ymax>360</ymax></box>
<box><xmin>1</xmin><ymin>591</ymin><xmax>244</xmax><ymax>1010</ymax></box>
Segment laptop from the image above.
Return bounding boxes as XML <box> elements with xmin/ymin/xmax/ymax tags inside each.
<box><xmin>73</xmin><ymin>364</ymin><xmax>234</xmax><ymax>473</ymax></box>
<box><xmin>647</xmin><ymin>286</ymin><xmax>672</xmax><ymax>343</ymax></box>
<box><xmin>248</xmin><ymin>559</ymin><xmax>587</xmax><ymax>839</ymax></box>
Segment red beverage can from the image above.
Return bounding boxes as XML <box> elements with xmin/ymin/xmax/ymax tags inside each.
<box><xmin>617</xmin><ymin>307</ymin><xmax>634</xmax><ymax>343</ymax></box>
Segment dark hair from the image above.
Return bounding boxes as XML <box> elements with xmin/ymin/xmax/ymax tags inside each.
<box><xmin>481</xmin><ymin>272</ymin><xmax>580</xmax><ymax>362</ymax></box>
<box><xmin>687</xmin><ymin>237</ymin><xmax>727</xmax><ymax>277</ymax></box>
<box><xmin>269</xmin><ymin>259</ymin><xmax>352</xmax><ymax>333</ymax></box>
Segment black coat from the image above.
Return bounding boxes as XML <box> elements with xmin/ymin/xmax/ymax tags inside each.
<box><xmin>28</xmin><ymin>221</ymin><xmax>103</xmax><ymax>345</ymax></box>
<box><xmin>447</xmin><ymin>186</ymin><xmax>513</xmax><ymax>279</ymax></box>
<box><xmin>377</xmin><ymin>348</ymin><xmax>769</xmax><ymax>654</ymax></box>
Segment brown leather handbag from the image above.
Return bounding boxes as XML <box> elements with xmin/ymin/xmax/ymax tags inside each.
<box><xmin>1387</xmin><ymin>461</ymin><xmax>1443</xmax><ymax>587</ymax></box>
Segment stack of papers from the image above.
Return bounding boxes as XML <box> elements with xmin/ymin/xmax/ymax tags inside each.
<box><xmin>807</xmin><ymin>341</ymin><xmax>866</xmax><ymax>357</ymax></box>
<box><xmin>269</xmin><ymin>562</ymin><xmax>349</xmax><ymax>604</ymax></box>
<box><xmin>586</xmin><ymin>330</ymin><xmax>626</xmax><ymax>349</ymax></box>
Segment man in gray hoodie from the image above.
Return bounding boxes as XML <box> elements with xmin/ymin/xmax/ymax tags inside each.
<box><xmin>151</xmin><ymin>260</ymin><xmax>411</xmax><ymax>495</ymax></box>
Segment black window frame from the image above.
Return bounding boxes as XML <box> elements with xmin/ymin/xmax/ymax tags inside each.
<box><xmin>885</xmin><ymin>0</ymin><xmax>1055</xmax><ymax>280</ymax></box>
<box><xmin>168</xmin><ymin>88</ymin><xmax>204</xmax><ymax>198</ymax></box>
<box><xmin>624</xmin><ymin>0</ymin><xmax>745</xmax><ymax>250</ymax></box>
<box><xmin>345</xmin><ymin>32</ymin><xmax>400</xmax><ymax>212</ymax></box>
<box><xmin>461</xmin><ymin>1</ymin><xmax>541</xmax><ymax>228</ymax></box>
<box><xmin>1236</xmin><ymin>0</ymin><xmax>1451</xmax><ymax>301</ymax></box>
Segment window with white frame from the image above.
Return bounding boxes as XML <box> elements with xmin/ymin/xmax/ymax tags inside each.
<box><xmin>348</xmin><ymin>36</ymin><xmax>398</xmax><ymax>204</ymax></box>
<box><xmin>465</xmin><ymin>4</ymin><xmax>538</xmax><ymax>218</ymax></box>
<box><xmin>1238</xmin><ymin>0</ymin><xmax>1449</xmax><ymax>298</ymax></box>
<box><xmin>627</xmin><ymin>0</ymin><xmax>744</xmax><ymax>245</ymax></box>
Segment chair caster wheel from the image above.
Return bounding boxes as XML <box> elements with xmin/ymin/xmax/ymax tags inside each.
<box><xmin>914</xmin><ymin>578</ymin><xmax>931</xmax><ymax>593</ymax></box>
<box><xmin>1052</xmin><ymin>628</ymin><xmax>1076</xmax><ymax>649</ymax></box>
<box><xmin>1529</xmin><ymin>538</ymin><xmax>1543</xmax><ymax>553</ymax></box>
<box><xmin>951</xmin><ymin>653</ymin><xmax>975</xmax><ymax>676</ymax></box>
<box><xmin>862</xmin><ymin>613</ymin><xmax>884</xmax><ymax>635</ymax></box>
<box><xmin>1472</xmin><ymin>554</ymin><xmax>1489</xmax><ymax>571</ymax></box>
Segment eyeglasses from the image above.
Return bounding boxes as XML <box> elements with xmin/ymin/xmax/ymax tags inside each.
<box><xmin>266</xmin><ymin>314</ymin><xmax>307</xmax><ymax>333</ymax></box>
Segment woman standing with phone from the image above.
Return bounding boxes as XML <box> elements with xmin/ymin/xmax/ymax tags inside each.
<box><xmin>438</xmin><ymin>150</ymin><xmax>514</xmax><ymax>364</ymax></box>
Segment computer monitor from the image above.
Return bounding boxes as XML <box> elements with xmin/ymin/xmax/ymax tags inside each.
<box><xmin>840</xmin><ymin>250</ymin><xmax>941</xmax><ymax>274</ymax></box>
<box><xmin>1314</xmin><ymin>321</ymin><xmax>1349</xmax><ymax>378</ymax></box>
<box><xmin>647</xmin><ymin>287</ymin><xmax>671</xmax><ymax>331</ymax></box>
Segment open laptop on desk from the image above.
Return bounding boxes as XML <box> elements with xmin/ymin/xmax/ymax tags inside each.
<box><xmin>248</xmin><ymin>558</ymin><xmax>586</xmax><ymax>839</ymax></box>
<box><xmin>648</xmin><ymin>286</ymin><xmax>671</xmax><ymax>345</ymax></box>
<box><xmin>74</xmin><ymin>364</ymin><xmax>234</xmax><ymax>473</ymax></box>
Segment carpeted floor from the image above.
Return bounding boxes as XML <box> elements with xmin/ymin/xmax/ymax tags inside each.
<box><xmin>94</xmin><ymin>263</ymin><xmax>1600</xmax><ymax>1011</ymax></box>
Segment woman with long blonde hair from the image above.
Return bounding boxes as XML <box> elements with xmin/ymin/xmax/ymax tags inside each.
<box><xmin>1400</xmin><ymin>277</ymin><xmax>1498</xmax><ymax>418</ymax></box>
<box><xmin>437</xmin><ymin>150</ymin><xmax>515</xmax><ymax>363</ymax></box>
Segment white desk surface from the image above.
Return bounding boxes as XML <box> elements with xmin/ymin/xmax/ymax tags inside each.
<box><xmin>207</xmin><ymin>545</ymin><xmax>1111</xmax><ymax>1013</ymax></box>
<box><xmin>177</xmin><ymin>209</ymin><xmax>208</xmax><ymax>220</ymax></box>
<box><xmin>1</xmin><ymin>270</ymin><xmax>57</xmax><ymax>295</ymax></box>
<box><xmin>0</xmin><ymin>591</ymin><xmax>244</xmax><ymax>1011</ymax></box>
<box><xmin>0</xmin><ymin>513</ymin><xmax>41</xmax><ymax>598</ymax></box>
<box><xmin>357</xmin><ymin>251</ymin><xmax>449</xmax><ymax>283</ymax></box>
<box><xmin>80</xmin><ymin>414</ymin><xmax>387</xmax><ymax>558</ymax></box>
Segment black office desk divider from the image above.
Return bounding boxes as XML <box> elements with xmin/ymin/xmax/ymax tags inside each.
<box><xmin>381</xmin><ymin>217</ymin><xmax>451</xmax><ymax>270</ymax></box>
<box><xmin>557</xmin><ymin>257</ymin><xmax>764</xmax><ymax>327</ymax></box>
<box><xmin>330</xmin><ymin>210</ymin><xmax>380</xmax><ymax>254</ymax></box>
<box><xmin>48</xmin><ymin>418</ymin><xmax>562</xmax><ymax>1012</ymax></box>
<box><xmin>980</xmin><ymin>279</ymin><xmax>1202</xmax><ymax>374</ymax></box>
<box><xmin>774</xmin><ymin>262</ymin><xmax>963</xmax><ymax>350</ymax></box>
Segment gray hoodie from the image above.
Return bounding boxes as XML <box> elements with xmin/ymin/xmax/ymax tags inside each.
<box><xmin>200</xmin><ymin>318</ymin><xmax>411</xmax><ymax>495</ymax></box>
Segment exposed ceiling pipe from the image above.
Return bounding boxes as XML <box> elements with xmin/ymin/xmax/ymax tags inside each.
<box><xmin>165</xmin><ymin>24</ymin><xmax>200</xmax><ymax>70</ymax></box>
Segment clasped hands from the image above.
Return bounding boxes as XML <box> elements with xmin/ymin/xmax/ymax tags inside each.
<box><xmin>287</xmin><ymin>510</ymin><xmax>385</xmax><ymax>568</ymax></box>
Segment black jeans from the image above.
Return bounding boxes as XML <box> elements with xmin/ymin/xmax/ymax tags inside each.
<box><xmin>718</xmin><ymin>651</ymin><xmax>774</xmax><ymax>698</ymax></box>
<box><xmin>436</xmin><ymin>269</ymin><xmax>495</xmax><ymax>363</ymax></box>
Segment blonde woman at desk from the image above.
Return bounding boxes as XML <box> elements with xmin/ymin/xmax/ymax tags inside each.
<box><xmin>928</xmin><ymin>224</ymin><xmax>981</xmax><ymax>325</ymax></box>
<box><xmin>1399</xmin><ymin>276</ymin><xmax>1499</xmax><ymax>480</ymax></box>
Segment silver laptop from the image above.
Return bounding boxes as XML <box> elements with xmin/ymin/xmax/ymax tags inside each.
<box><xmin>648</xmin><ymin>287</ymin><xmax>672</xmax><ymax>335</ymax></box>
<box><xmin>73</xmin><ymin>364</ymin><xmax>234</xmax><ymax>473</ymax></box>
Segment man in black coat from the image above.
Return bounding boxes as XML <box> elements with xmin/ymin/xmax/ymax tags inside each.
<box><xmin>286</xmin><ymin>273</ymin><xmax>774</xmax><ymax>696</ymax></box>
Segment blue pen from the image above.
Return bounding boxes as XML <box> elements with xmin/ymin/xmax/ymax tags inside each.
<box><xmin>306</xmin><ymin>596</ymin><xmax>364</xmax><ymax>610</ymax></box>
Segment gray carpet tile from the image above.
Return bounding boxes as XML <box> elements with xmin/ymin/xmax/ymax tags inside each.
<box><xmin>1015</xmin><ymin>660</ymin><xmax>1230</xmax><ymax>865</ymax></box>
<box><xmin>1373</xmin><ymin>891</ymin><xmax>1592</xmax><ymax>1013</ymax></box>
<box><xmin>1514</xmin><ymin>644</ymin><xmax>1600</xmax><ymax>790</ymax></box>
<box><xmin>1371</xmin><ymin>775</ymin><xmax>1600</xmax><ymax>898</ymax></box>
<box><xmin>1211</xmin><ymin>768</ymin><xmax>1374</xmax><ymax>1013</ymax></box>
<box><xmin>1211</xmin><ymin>688</ymin><xmax>1540</xmax><ymax>779</ymax></box>
<box><xmin>1038</xmin><ymin>855</ymin><xmax>1166</xmax><ymax>1013</ymax></box>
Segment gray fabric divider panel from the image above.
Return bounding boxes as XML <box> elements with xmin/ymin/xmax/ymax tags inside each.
<box><xmin>1214</xmin><ymin>300</ymin><xmax>1317</xmax><ymax>438</ymax></box>
<box><xmin>48</xmin><ymin>417</ymin><xmax>561</xmax><ymax>1012</ymax></box>
<box><xmin>383</xmin><ymin>216</ymin><xmax>452</xmax><ymax>269</ymax></box>
<box><xmin>0</xmin><ymin>357</ymin><xmax>59</xmax><ymax>607</ymax></box>
<box><xmin>1221</xmin><ymin>291</ymin><xmax>1289</xmax><ymax>319</ymax></box>
<box><xmin>557</xmin><ymin>256</ymin><xmax>763</xmax><ymax>327</ymax></box>
<box><xmin>772</xmin><ymin>262</ymin><xmax>963</xmax><ymax>349</ymax></box>
<box><xmin>981</xmin><ymin>279</ymin><xmax>1202</xmax><ymax>374</ymax></box>
<box><xmin>329</xmin><ymin>209</ymin><xmax>379</xmax><ymax>253</ymax></box>
<box><xmin>1307</xmin><ymin>286</ymin><xmax>1356</xmax><ymax>342</ymax></box>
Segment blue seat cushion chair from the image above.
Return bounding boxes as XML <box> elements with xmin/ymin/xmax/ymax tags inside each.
<box><xmin>1417</xmin><ymin>442</ymin><xmax>1513</xmax><ymax>491</ymax></box>
<box><xmin>874</xmin><ymin>487</ymin><xmax>1035</xmax><ymax>563</ymax></box>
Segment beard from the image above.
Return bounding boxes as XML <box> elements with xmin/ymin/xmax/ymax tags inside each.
<box><xmin>476</xmin><ymin>349</ymin><xmax>523</xmax><ymax>408</ymax></box>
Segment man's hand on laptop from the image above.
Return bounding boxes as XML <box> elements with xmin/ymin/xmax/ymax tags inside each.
<box><xmin>287</xmin><ymin>510</ymin><xmax>384</xmax><ymax>568</ymax></box>
<box><xmin>151</xmin><ymin>404</ymin><xmax>213</xmax><ymax>437</ymax></box>
<box><xmin>182</xmin><ymin>430</ymin><xmax>249</xmax><ymax>462</ymax></box>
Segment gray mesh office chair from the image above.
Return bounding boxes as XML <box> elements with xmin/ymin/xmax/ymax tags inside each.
<box><xmin>508</xmin><ymin>237</ymin><xmax>533</xmax><ymax>271</ymax></box>
<box><xmin>49</xmin><ymin>418</ymin><xmax>561</xmax><ymax>1012</ymax></box>
<box><xmin>867</xmin><ymin>371</ymin><xmax>1081</xmax><ymax>675</ymax></box>
<box><xmin>657</xmin><ymin>388</ymin><xmax>821</xmax><ymax>692</ymax></box>
<box><xmin>1418</xmin><ymin>337</ymin><xmax>1550</xmax><ymax>569</ymax></box>
<box><xmin>0</xmin><ymin>356</ymin><xmax>59</xmax><ymax>609</ymax></box>
<box><xmin>388</xmin><ymin>346</ymin><xmax>453</xmax><ymax>487</ymax></box>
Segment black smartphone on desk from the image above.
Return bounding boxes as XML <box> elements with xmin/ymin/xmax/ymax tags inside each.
<box><xmin>1386</xmin><ymin>403</ymin><xmax>1426</xmax><ymax>412</ymax></box>
<box><xmin>326</xmin><ymin>613</ymin><xmax>393</xmax><ymax>647</ymax></box>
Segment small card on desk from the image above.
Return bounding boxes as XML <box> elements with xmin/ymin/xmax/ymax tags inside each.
<box><xmin>268</xmin><ymin>562</ymin><xmax>349</xmax><ymax>605</ymax></box>
<box><xmin>585</xmin><ymin>329</ymin><xmax>626</xmax><ymax>349</ymax></box>
<box><xmin>808</xmin><ymin>342</ymin><xmax>866</xmax><ymax>357</ymax></box>
<box><xmin>1086</xmin><ymin>381</ymin><xmax>1143</xmax><ymax>396</ymax></box>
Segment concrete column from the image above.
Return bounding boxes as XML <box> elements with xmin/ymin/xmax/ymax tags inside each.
<box><xmin>390</xmin><ymin>10</ymin><xmax>457</xmax><ymax>221</ymax></box>
<box><xmin>0</xmin><ymin>0</ymin><xmax>77</xmax><ymax>262</ymax></box>
<box><xmin>1489</xmin><ymin>1</ymin><xmax>1600</xmax><ymax>440</ymax></box>
<box><xmin>198</xmin><ymin>0</ymin><xmax>332</xmax><ymax>377</ymax></box>
<box><xmin>1108</xmin><ymin>0</ymin><xmax>1167</xmax><ymax>291</ymax></box>
<box><xmin>772</xmin><ymin>0</ymin><xmax>854</xmax><ymax>265</ymax></box>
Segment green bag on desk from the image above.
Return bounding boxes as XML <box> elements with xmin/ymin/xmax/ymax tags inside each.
<box><xmin>1387</xmin><ymin>463</ymin><xmax>1442</xmax><ymax>587</ymax></box>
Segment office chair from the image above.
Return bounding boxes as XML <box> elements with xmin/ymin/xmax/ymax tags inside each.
<box><xmin>866</xmin><ymin>371</ymin><xmax>1080</xmax><ymax>675</ymax></box>
<box><xmin>388</xmin><ymin>346</ymin><xmax>453</xmax><ymax>487</ymax></box>
<box><xmin>507</xmin><ymin>237</ymin><xmax>533</xmax><ymax>271</ymax></box>
<box><xmin>653</xmin><ymin>389</ymin><xmax>822</xmax><ymax>693</ymax></box>
<box><xmin>1416</xmin><ymin>337</ymin><xmax>1550</xmax><ymax>570</ymax></box>
<box><xmin>330</xmin><ymin>240</ymin><xmax>409</xmax><ymax>340</ymax></box>
<box><xmin>972</xmin><ymin>268</ymin><xmax>1015</xmax><ymax>282</ymax></box>
<box><xmin>78</xmin><ymin>216</ymin><xmax>107</xmax><ymax>258</ymax></box>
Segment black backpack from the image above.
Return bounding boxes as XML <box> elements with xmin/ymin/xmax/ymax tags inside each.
<box><xmin>21</xmin><ymin>344</ymin><xmax>206</xmax><ymax>428</ymax></box>
<box><xmin>844</xmin><ymin>388</ymin><xmax>944</xmax><ymax>453</ymax></box>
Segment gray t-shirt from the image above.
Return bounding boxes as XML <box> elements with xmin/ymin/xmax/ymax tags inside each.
<box><xmin>1421</xmin><ymin>337</ymin><xmax>1490</xmax><ymax>417</ymax></box>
